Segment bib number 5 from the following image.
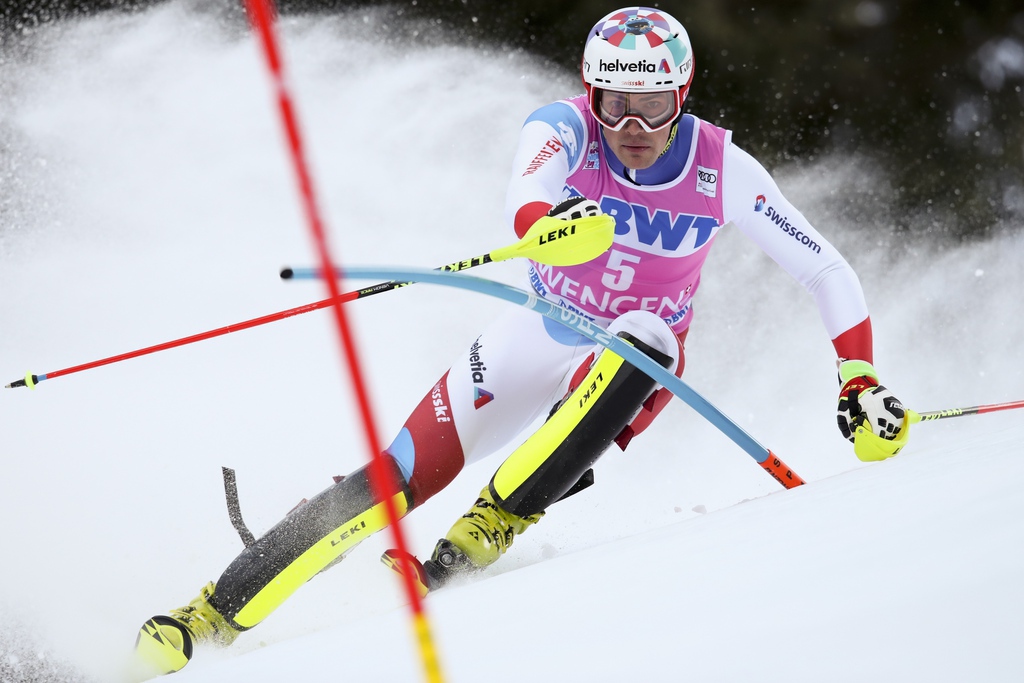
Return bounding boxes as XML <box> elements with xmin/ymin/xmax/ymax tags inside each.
<box><xmin>601</xmin><ymin>250</ymin><xmax>642</xmax><ymax>291</ymax></box>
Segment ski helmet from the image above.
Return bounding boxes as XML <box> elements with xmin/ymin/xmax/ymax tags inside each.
<box><xmin>581</xmin><ymin>7</ymin><xmax>694</xmax><ymax>132</ymax></box>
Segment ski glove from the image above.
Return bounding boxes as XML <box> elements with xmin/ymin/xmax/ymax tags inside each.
<box><xmin>546</xmin><ymin>196</ymin><xmax>603</xmax><ymax>221</ymax></box>
<box><xmin>837</xmin><ymin>359</ymin><xmax>908</xmax><ymax>461</ymax></box>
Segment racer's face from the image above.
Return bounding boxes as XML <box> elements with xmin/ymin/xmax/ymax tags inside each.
<box><xmin>602</xmin><ymin>118</ymin><xmax>672</xmax><ymax>170</ymax></box>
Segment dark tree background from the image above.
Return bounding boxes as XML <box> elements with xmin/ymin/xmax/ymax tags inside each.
<box><xmin>4</xmin><ymin>0</ymin><xmax>1023</xmax><ymax>239</ymax></box>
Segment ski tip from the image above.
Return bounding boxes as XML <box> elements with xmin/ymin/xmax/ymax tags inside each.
<box><xmin>279</xmin><ymin>267</ymin><xmax>294</xmax><ymax>280</ymax></box>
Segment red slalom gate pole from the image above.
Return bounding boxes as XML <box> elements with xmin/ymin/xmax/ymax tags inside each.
<box><xmin>241</xmin><ymin>1</ymin><xmax>444</xmax><ymax>680</ymax></box>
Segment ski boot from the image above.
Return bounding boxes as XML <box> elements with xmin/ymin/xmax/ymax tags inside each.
<box><xmin>382</xmin><ymin>486</ymin><xmax>543</xmax><ymax>594</ymax></box>
<box><xmin>134</xmin><ymin>582</ymin><xmax>240</xmax><ymax>675</ymax></box>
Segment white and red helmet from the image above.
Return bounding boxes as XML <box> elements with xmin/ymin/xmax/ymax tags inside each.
<box><xmin>582</xmin><ymin>7</ymin><xmax>695</xmax><ymax>131</ymax></box>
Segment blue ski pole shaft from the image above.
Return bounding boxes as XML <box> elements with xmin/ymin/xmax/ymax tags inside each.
<box><xmin>292</xmin><ymin>266</ymin><xmax>806</xmax><ymax>489</ymax></box>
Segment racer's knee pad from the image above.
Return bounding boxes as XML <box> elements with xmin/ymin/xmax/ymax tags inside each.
<box><xmin>487</xmin><ymin>326</ymin><xmax>675</xmax><ymax>518</ymax></box>
<box><xmin>607</xmin><ymin>310</ymin><xmax>681</xmax><ymax>375</ymax></box>
<box><xmin>613</xmin><ymin>318</ymin><xmax>688</xmax><ymax>450</ymax></box>
<box><xmin>210</xmin><ymin>458</ymin><xmax>410</xmax><ymax>630</ymax></box>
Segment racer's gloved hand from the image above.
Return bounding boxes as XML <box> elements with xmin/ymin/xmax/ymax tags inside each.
<box><xmin>837</xmin><ymin>359</ymin><xmax>908</xmax><ymax>461</ymax></box>
<box><xmin>547</xmin><ymin>196</ymin><xmax>603</xmax><ymax>221</ymax></box>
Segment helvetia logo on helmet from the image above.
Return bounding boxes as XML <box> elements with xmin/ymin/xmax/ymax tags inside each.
<box><xmin>600</xmin><ymin>58</ymin><xmax>662</xmax><ymax>73</ymax></box>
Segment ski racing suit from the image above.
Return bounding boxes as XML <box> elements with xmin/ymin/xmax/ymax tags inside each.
<box><xmin>202</xmin><ymin>94</ymin><xmax>875</xmax><ymax>632</ymax></box>
<box><xmin>384</xmin><ymin>93</ymin><xmax>873</xmax><ymax>506</ymax></box>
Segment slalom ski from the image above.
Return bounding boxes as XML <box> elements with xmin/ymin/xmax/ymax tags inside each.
<box><xmin>381</xmin><ymin>549</ymin><xmax>434</xmax><ymax>598</ymax></box>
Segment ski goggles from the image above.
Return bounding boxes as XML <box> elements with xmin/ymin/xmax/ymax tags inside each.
<box><xmin>589</xmin><ymin>87</ymin><xmax>681</xmax><ymax>133</ymax></box>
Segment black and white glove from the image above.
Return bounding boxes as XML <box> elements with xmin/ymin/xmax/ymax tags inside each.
<box><xmin>837</xmin><ymin>359</ymin><xmax>908</xmax><ymax>460</ymax></box>
<box><xmin>547</xmin><ymin>196</ymin><xmax>603</xmax><ymax>221</ymax></box>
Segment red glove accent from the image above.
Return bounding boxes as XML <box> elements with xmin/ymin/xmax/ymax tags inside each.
<box><xmin>831</xmin><ymin>317</ymin><xmax>873</xmax><ymax>365</ymax></box>
<box><xmin>513</xmin><ymin>201</ymin><xmax>553</xmax><ymax>239</ymax></box>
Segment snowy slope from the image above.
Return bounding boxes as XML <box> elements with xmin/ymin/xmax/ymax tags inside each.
<box><xmin>1</xmin><ymin>4</ymin><xmax>1022</xmax><ymax>682</ymax></box>
<box><xmin>171</xmin><ymin>442</ymin><xmax>1024</xmax><ymax>683</ymax></box>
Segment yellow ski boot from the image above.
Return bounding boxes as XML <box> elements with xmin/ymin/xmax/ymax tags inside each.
<box><xmin>382</xmin><ymin>487</ymin><xmax>543</xmax><ymax>595</ymax></box>
<box><xmin>134</xmin><ymin>582</ymin><xmax>240</xmax><ymax>675</ymax></box>
<box><xmin>444</xmin><ymin>486</ymin><xmax>544</xmax><ymax>569</ymax></box>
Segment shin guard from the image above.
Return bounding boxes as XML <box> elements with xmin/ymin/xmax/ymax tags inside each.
<box><xmin>209</xmin><ymin>460</ymin><xmax>410</xmax><ymax>630</ymax></box>
<box><xmin>489</xmin><ymin>332</ymin><xmax>673</xmax><ymax>518</ymax></box>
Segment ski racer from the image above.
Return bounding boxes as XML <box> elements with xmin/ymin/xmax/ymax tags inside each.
<box><xmin>134</xmin><ymin>6</ymin><xmax>907</xmax><ymax>675</ymax></box>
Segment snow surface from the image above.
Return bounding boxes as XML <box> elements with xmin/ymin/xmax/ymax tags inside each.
<box><xmin>1</xmin><ymin>4</ymin><xmax>1022</xmax><ymax>682</ymax></box>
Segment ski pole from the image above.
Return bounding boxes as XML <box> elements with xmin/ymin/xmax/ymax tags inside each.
<box><xmin>848</xmin><ymin>399</ymin><xmax>1024</xmax><ymax>462</ymax></box>
<box><xmin>5</xmin><ymin>214</ymin><xmax>613</xmax><ymax>390</ymax></box>
<box><xmin>908</xmin><ymin>399</ymin><xmax>1024</xmax><ymax>424</ymax></box>
<box><xmin>318</xmin><ymin>265</ymin><xmax>808</xmax><ymax>490</ymax></box>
